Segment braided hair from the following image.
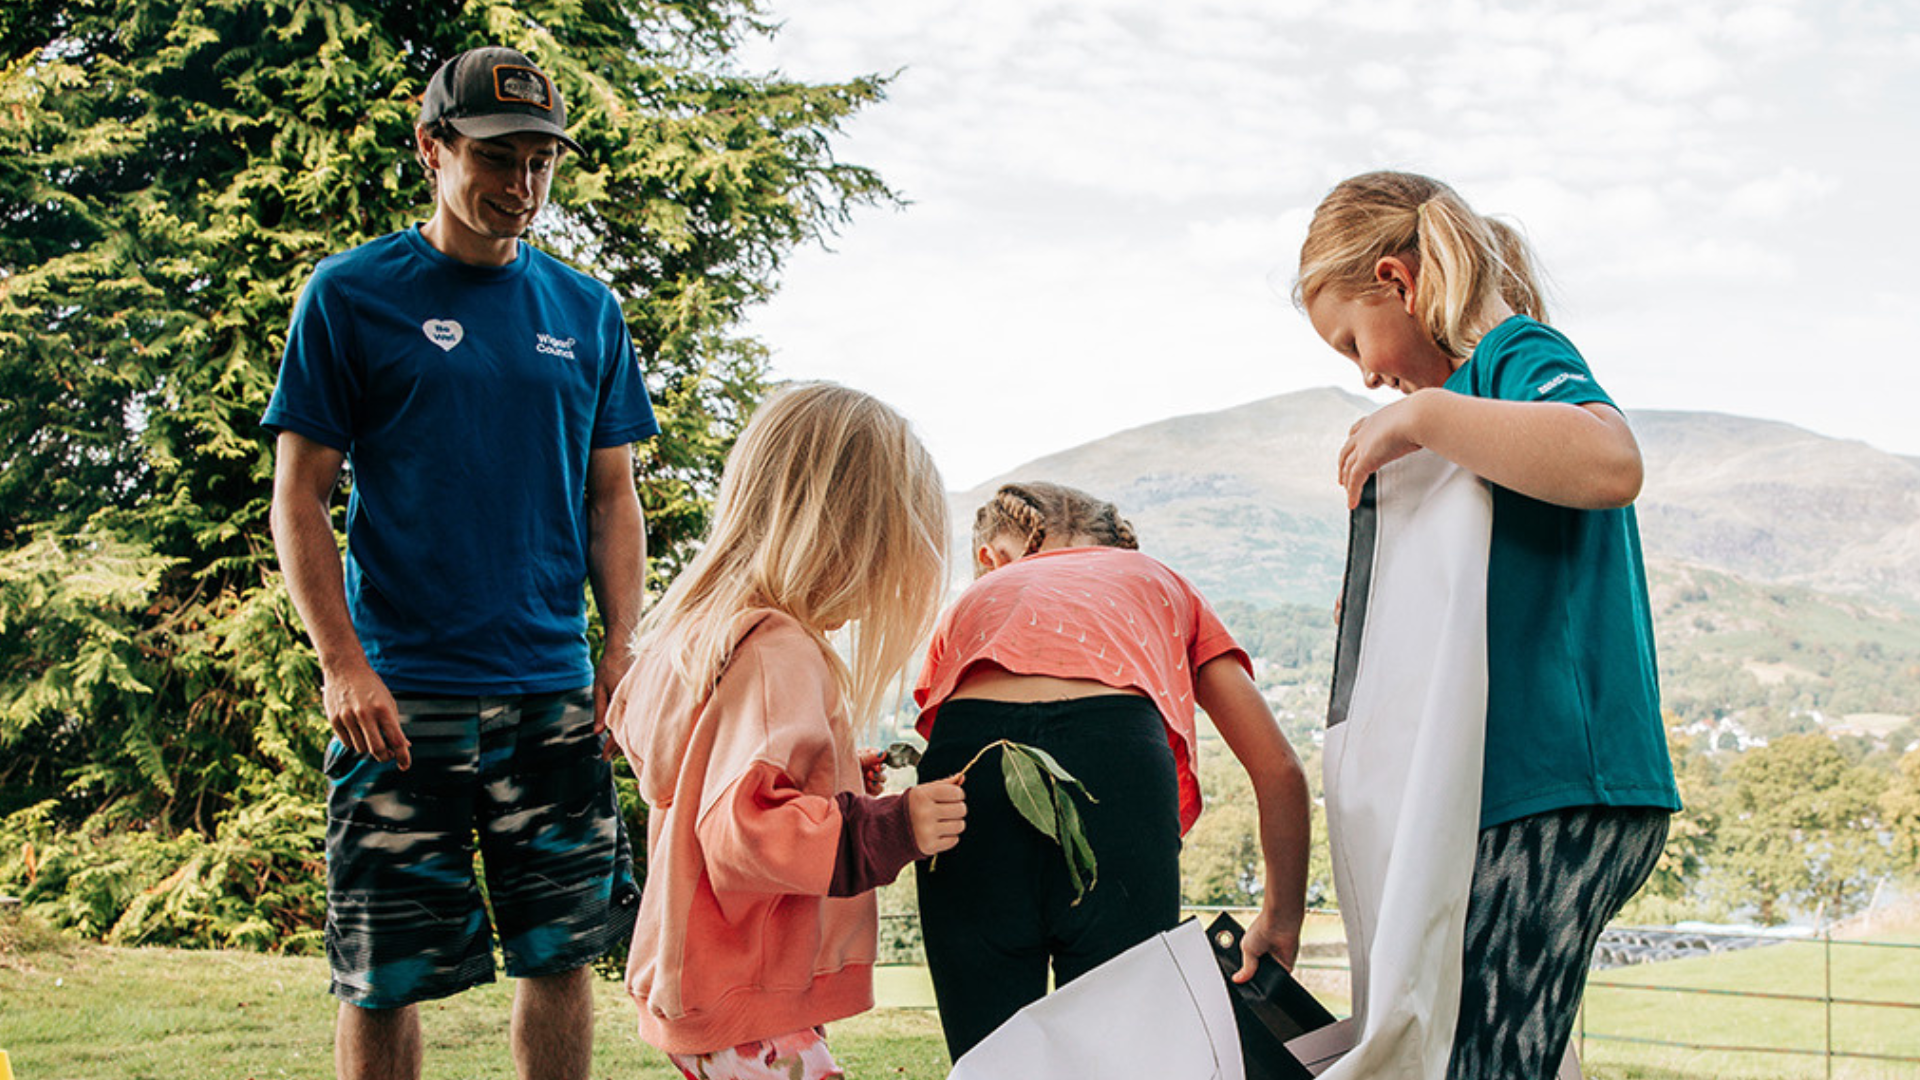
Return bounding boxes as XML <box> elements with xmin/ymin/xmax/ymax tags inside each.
<box><xmin>971</xmin><ymin>481</ymin><xmax>1138</xmax><ymax>567</ymax></box>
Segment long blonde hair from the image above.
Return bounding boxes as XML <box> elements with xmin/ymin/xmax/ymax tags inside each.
<box><xmin>634</xmin><ymin>382</ymin><xmax>949</xmax><ymax>726</ymax></box>
<box><xmin>1294</xmin><ymin>171</ymin><xmax>1547</xmax><ymax>360</ymax></box>
<box><xmin>972</xmin><ymin>481</ymin><xmax>1138</xmax><ymax>569</ymax></box>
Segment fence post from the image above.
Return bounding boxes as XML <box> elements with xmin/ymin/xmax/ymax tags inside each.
<box><xmin>1824</xmin><ymin>927</ymin><xmax>1833</xmax><ymax>1080</ymax></box>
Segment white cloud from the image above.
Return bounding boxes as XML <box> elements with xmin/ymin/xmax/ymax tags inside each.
<box><xmin>732</xmin><ymin>0</ymin><xmax>1920</xmax><ymax>484</ymax></box>
<box><xmin>1723</xmin><ymin>168</ymin><xmax>1840</xmax><ymax>219</ymax></box>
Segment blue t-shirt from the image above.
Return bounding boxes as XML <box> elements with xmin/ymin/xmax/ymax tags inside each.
<box><xmin>263</xmin><ymin>227</ymin><xmax>659</xmax><ymax>694</ymax></box>
<box><xmin>1444</xmin><ymin>316</ymin><xmax>1680</xmax><ymax>828</ymax></box>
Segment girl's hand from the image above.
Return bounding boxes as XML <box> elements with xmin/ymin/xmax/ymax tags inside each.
<box><xmin>1338</xmin><ymin>395</ymin><xmax>1426</xmax><ymax>509</ymax></box>
<box><xmin>1233</xmin><ymin>906</ymin><xmax>1303</xmax><ymax>983</ymax></box>
<box><xmin>906</xmin><ymin>780</ymin><xmax>967</xmax><ymax>855</ymax></box>
<box><xmin>857</xmin><ymin>747</ymin><xmax>887</xmax><ymax>796</ymax></box>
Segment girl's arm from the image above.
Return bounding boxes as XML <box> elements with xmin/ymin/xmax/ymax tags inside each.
<box><xmin>1194</xmin><ymin>655</ymin><xmax>1311</xmax><ymax>980</ymax></box>
<box><xmin>700</xmin><ymin>768</ymin><xmax>964</xmax><ymax>897</ymax></box>
<box><xmin>1339</xmin><ymin>390</ymin><xmax>1643</xmax><ymax>511</ymax></box>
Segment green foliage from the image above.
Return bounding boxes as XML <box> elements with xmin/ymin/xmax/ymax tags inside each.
<box><xmin>1881</xmin><ymin>749</ymin><xmax>1920</xmax><ymax>868</ymax></box>
<box><xmin>1649</xmin><ymin>563</ymin><xmax>1920</xmax><ymax>725</ymax></box>
<box><xmin>0</xmin><ymin>784</ymin><xmax>325</xmax><ymax>951</ymax></box>
<box><xmin>1704</xmin><ymin>734</ymin><xmax>1893</xmax><ymax>924</ymax></box>
<box><xmin>0</xmin><ymin>0</ymin><xmax>894</xmax><ymax>948</ymax></box>
<box><xmin>1181</xmin><ymin>732</ymin><xmax>1335</xmax><ymax>909</ymax></box>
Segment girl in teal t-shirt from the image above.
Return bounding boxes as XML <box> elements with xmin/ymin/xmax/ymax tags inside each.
<box><xmin>1294</xmin><ymin>170</ymin><xmax>1679</xmax><ymax>1080</ymax></box>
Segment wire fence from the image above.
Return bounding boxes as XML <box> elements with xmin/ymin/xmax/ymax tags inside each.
<box><xmin>1577</xmin><ymin>927</ymin><xmax>1920</xmax><ymax>1077</ymax></box>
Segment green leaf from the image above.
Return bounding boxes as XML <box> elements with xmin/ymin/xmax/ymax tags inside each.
<box><xmin>1002</xmin><ymin>746</ymin><xmax>1059</xmax><ymax>843</ymax></box>
<box><xmin>1053</xmin><ymin>780</ymin><xmax>1099</xmax><ymax>905</ymax></box>
<box><xmin>1012</xmin><ymin>743</ymin><xmax>1098</xmax><ymax>803</ymax></box>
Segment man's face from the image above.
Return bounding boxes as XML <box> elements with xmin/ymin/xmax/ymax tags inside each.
<box><xmin>419</xmin><ymin>129</ymin><xmax>562</xmax><ymax>263</ymax></box>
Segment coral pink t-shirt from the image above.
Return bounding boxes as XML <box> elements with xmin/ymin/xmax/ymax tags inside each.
<box><xmin>912</xmin><ymin>547</ymin><xmax>1250</xmax><ymax>834</ymax></box>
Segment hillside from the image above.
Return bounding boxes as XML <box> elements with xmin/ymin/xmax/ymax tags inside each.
<box><xmin>956</xmin><ymin>389</ymin><xmax>1920</xmax><ymax>611</ymax></box>
<box><xmin>953</xmin><ymin>389</ymin><xmax>1920</xmax><ymax>729</ymax></box>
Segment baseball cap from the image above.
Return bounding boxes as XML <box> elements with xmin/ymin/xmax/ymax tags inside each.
<box><xmin>419</xmin><ymin>46</ymin><xmax>584</xmax><ymax>155</ymax></box>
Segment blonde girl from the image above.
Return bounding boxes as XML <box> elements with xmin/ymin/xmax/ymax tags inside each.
<box><xmin>607</xmin><ymin>382</ymin><xmax>967</xmax><ymax>1080</ymax></box>
<box><xmin>912</xmin><ymin>481</ymin><xmax>1311</xmax><ymax>1060</ymax></box>
<box><xmin>1296</xmin><ymin>171</ymin><xmax>1679</xmax><ymax>1080</ymax></box>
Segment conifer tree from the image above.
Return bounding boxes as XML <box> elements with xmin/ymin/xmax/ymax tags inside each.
<box><xmin>0</xmin><ymin>1</ymin><xmax>892</xmax><ymax>849</ymax></box>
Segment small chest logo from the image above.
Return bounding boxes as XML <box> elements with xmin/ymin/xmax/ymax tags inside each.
<box><xmin>423</xmin><ymin>319</ymin><xmax>465</xmax><ymax>352</ymax></box>
<box><xmin>536</xmin><ymin>332</ymin><xmax>578</xmax><ymax>360</ymax></box>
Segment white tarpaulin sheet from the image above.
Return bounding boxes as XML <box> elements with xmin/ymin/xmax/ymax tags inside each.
<box><xmin>1321</xmin><ymin>451</ymin><xmax>1492</xmax><ymax>1080</ymax></box>
<box><xmin>946</xmin><ymin>917</ymin><xmax>1244</xmax><ymax>1080</ymax></box>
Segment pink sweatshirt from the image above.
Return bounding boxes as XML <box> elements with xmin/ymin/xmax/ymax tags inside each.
<box><xmin>608</xmin><ymin>609</ymin><xmax>911</xmax><ymax>1054</ymax></box>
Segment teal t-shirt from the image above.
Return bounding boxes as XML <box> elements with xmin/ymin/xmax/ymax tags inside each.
<box><xmin>1444</xmin><ymin>316</ymin><xmax>1681</xmax><ymax>828</ymax></box>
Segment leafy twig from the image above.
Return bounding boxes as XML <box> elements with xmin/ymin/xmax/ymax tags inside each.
<box><xmin>936</xmin><ymin>738</ymin><xmax>1099</xmax><ymax>904</ymax></box>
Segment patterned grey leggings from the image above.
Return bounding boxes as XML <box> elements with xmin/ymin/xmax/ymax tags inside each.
<box><xmin>1447</xmin><ymin>804</ymin><xmax>1670</xmax><ymax>1080</ymax></box>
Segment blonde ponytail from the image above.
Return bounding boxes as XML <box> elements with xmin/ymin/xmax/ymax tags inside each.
<box><xmin>1295</xmin><ymin>171</ymin><xmax>1548</xmax><ymax>360</ymax></box>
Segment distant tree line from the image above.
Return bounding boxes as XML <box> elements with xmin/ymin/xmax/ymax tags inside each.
<box><xmin>1191</xmin><ymin>602</ymin><xmax>1920</xmax><ymax>927</ymax></box>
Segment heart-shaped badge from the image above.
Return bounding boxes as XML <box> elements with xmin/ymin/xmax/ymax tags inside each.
<box><xmin>422</xmin><ymin>319</ymin><xmax>464</xmax><ymax>352</ymax></box>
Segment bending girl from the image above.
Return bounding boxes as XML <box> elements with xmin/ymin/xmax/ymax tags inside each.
<box><xmin>913</xmin><ymin>481</ymin><xmax>1311</xmax><ymax>1060</ymax></box>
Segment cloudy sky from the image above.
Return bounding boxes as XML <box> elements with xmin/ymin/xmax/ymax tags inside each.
<box><xmin>734</xmin><ymin>0</ymin><xmax>1918</xmax><ymax>489</ymax></box>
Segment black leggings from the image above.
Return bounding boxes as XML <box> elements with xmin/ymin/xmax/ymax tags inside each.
<box><xmin>914</xmin><ymin>695</ymin><xmax>1182</xmax><ymax>1061</ymax></box>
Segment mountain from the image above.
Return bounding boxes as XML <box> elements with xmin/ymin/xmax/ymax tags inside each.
<box><xmin>954</xmin><ymin>388</ymin><xmax>1920</xmax><ymax>613</ymax></box>
<box><xmin>949</xmin><ymin>388</ymin><xmax>1920</xmax><ymax>728</ymax></box>
<box><xmin>1631</xmin><ymin>411</ymin><xmax>1920</xmax><ymax>604</ymax></box>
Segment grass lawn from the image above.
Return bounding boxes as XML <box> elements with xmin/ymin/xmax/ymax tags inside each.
<box><xmin>8</xmin><ymin>907</ymin><xmax>1920</xmax><ymax>1079</ymax></box>
<box><xmin>0</xmin><ymin>927</ymin><xmax>950</xmax><ymax>1080</ymax></box>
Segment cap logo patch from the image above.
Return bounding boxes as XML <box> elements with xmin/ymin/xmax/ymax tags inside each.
<box><xmin>493</xmin><ymin>65</ymin><xmax>553</xmax><ymax>110</ymax></box>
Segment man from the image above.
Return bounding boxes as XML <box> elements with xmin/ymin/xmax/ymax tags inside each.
<box><xmin>265</xmin><ymin>46</ymin><xmax>654</xmax><ymax>1080</ymax></box>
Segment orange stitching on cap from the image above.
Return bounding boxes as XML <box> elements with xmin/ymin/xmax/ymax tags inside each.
<box><xmin>490</xmin><ymin>64</ymin><xmax>553</xmax><ymax>109</ymax></box>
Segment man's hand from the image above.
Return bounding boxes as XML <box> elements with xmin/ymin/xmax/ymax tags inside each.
<box><xmin>593</xmin><ymin>649</ymin><xmax>635</xmax><ymax>760</ymax></box>
<box><xmin>324</xmin><ymin>663</ymin><xmax>408</xmax><ymax>771</ymax></box>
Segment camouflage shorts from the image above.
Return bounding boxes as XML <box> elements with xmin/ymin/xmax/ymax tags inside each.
<box><xmin>323</xmin><ymin>687</ymin><xmax>639</xmax><ymax>1009</ymax></box>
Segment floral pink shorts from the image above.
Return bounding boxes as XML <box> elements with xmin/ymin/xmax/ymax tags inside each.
<box><xmin>668</xmin><ymin>1026</ymin><xmax>843</xmax><ymax>1080</ymax></box>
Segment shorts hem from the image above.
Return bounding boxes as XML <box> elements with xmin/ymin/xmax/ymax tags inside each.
<box><xmin>331</xmin><ymin>962</ymin><xmax>497</xmax><ymax>1010</ymax></box>
<box><xmin>503</xmin><ymin>913</ymin><xmax>634</xmax><ymax>981</ymax></box>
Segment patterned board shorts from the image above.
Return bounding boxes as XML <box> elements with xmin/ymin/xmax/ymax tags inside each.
<box><xmin>323</xmin><ymin>687</ymin><xmax>639</xmax><ymax>1009</ymax></box>
<box><xmin>669</xmin><ymin>1027</ymin><xmax>844</xmax><ymax>1080</ymax></box>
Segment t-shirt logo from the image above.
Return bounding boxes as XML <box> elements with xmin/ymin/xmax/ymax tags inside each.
<box><xmin>423</xmin><ymin>319</ymin><xmax>465</xmax><ymax>352</ymax></box>
<box><xmin>536</xmin><ymin>332</ymin><xmax>577</xmax><ymax>360</ymax></box>
<box><xmin>1535</xmin><ymin>372</ymin><xmax>1589</xmax><ymax>396</ymax></box>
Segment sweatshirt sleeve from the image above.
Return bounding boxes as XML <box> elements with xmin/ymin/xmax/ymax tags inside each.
<box><xmin>827</xmin><ymin>792</ymin><xmax>923</xmax><ymax>896</ymax></box>
<box><xmin>698</xmin><ymin>761</ymin><xmax>843</xmax><ymax>896</ymax></box>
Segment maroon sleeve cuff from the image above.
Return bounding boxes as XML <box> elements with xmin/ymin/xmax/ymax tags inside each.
<box><xmin>828</xmin><ymin>791</ymin><xmax>922</xmax><ymax>897</ymax></box>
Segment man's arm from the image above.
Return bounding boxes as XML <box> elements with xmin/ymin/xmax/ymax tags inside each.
<box><xmin>585</xmin><ymin>443</ymin><xmax>647</xmax><ymax>752</ymax></box>
<box><xmin>269</xmin><ymin>430</ymin><xmax>410</xmax><ymax>769</ymax></box>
